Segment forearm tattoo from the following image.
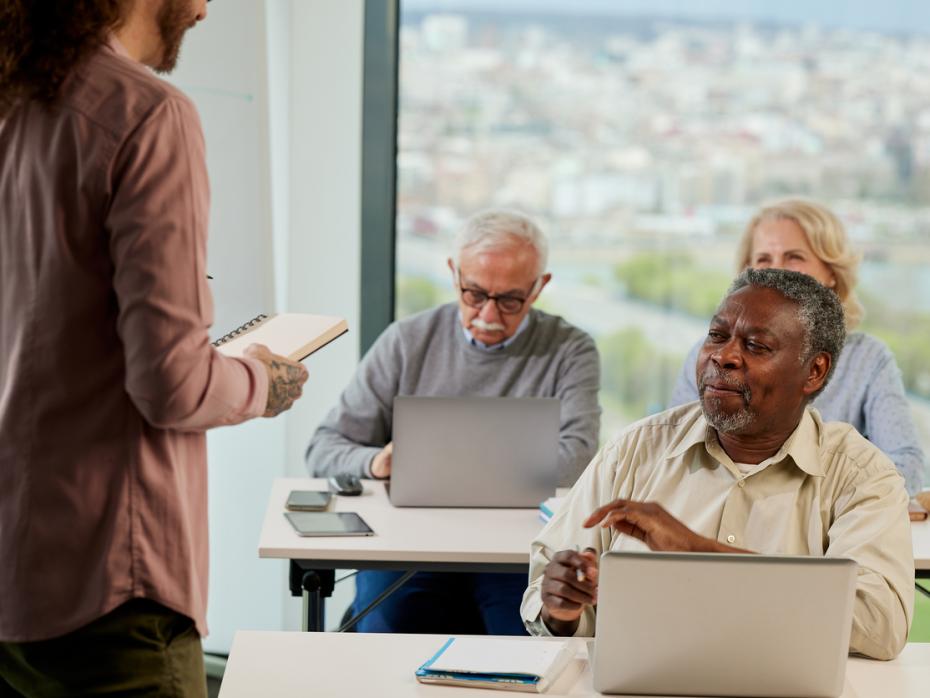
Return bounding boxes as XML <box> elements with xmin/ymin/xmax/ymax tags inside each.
<box><xmin>265</xmin><ymin>359</ymin><xmax>304</xmax><ymax>416</ymax></box>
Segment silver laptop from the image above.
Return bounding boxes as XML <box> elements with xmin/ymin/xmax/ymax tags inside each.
<box><xmin>592</xmin><ymin>551</ymin><xmax>857</xmax><ymax>697</ymax></box>
<box><xmin>388</xmin><ymin>396</ymin><xmax>559</xmax><ymax>507</ymax></box>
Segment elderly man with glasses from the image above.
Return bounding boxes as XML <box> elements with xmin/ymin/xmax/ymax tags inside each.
<box><xmin>305</xmin><ymin>209</ymin><xmax>601</xmax><ymax>635</ymax></box>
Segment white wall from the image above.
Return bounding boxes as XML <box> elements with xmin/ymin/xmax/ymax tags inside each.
<box><xmin>167</xmin><ymin>0</ymin><xmax>365</xmax><ymax>652</ymax></box>
<box><xmin>280</xmin><ymin>0</ymin><xmax>366</xmax><ymax>630</ymax></box>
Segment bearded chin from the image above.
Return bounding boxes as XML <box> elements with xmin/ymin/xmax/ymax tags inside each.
<box><xmin>700</xmin><ymin>395</ymin><xmax>756</xmax><ymax>434</ymax></box>
<box><xmin>154</xmin><ymin>0</ymin><xmax>191</xmax><ymax>74</ymax></box>
<box><xmin>156</xmin><ymin>38</ymin><xmax>184</xmax><ymax>74</ymax></box>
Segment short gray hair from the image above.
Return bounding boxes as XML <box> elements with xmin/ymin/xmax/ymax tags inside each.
<box><xmin>727</xmin><ymin>268</ymin><xmax>846</xmax><ymax>398</ymax></box>
<box><xmin>454</xmin><ymin>209</ymin><xmax>549</xmax><ymax>276</ymax></box>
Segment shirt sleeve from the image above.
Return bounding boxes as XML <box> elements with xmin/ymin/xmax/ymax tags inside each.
<box><xmin>826</xmin><ymin>455</ymin><xmax>914</xmax><ymax>660</ymax></box>
<box><xmin>521</xmin><ymin>439</ymin><xmax>631</xmax><ymax>637</ymax></box>
<box><xmin>668</xmin><ymin>338</ymin><xmax>702</xmax><ymax>408</ymax></box>
<box><xmin>107</xmin><ymin>95</ymin><xmax>268</xmax><ymax>431</ymax></box>
<box><xmin>554</xmin><ymin>330</ymin><xmax>602</xmax><ymax>486</ymax></box>
<box><xmin>860</xmin><ymin>342</ymin><xmax>926</xmax><ymax>495</ymax></box>
<box><xmin>305</xmin><ymin>324</ymin><xmax>403</xmax><ymax>478</ymax></box>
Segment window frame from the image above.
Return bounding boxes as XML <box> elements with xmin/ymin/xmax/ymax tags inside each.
<box><xmin>359</xmin><ymin>0</ymin><xmax>401</xmax><ymax>354</ymax></box>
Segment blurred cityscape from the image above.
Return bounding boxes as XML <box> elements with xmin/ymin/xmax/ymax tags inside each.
<box><xmin>394</xmin><ymin>4</ymin><xmax>930</xmax><ymax>476</ymax></box>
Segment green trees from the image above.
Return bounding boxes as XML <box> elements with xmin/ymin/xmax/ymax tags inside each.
<box><xmin>613</xmin><ymin>252</ymin><xmax>731</xmax><ymax>318</ymax></box>
<box><xmin>396</xmin><ymin>276</ymin><xmax>449</xmax><ymax>319</ymax></box>
<box><xmin>598</xmin><ymin>327</ymin><xmax>684</xmax><ymax>420</ymax></box>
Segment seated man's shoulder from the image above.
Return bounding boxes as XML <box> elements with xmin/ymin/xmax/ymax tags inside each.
<box><xmin>603</xmin><ymin>402</ymin><xmax>704</xmax><ymax>453</ymax></box>
<box><xmin>373</xmin><ymin>303</ymin><xmax>457</xmax><ymax>354</ymax></box>
<box><xmin>392</xmin><ymin>302</ymin><xmax>456</xmax><ymax>336</ymax></box>
<box><xmin>820</xmin><ymin>419</ymin><xmax>901</xmax><ymax>488</ymax></box>
<box><xmin>530</xmin><ymin>308</ymin><xmax>596</xmax><ymax>348</ymax></box>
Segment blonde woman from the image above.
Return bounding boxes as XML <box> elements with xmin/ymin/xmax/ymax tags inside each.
<box><xmin>670</xmin><ymin>198</ymin><xmax>925</xmax><ymax>494</ymax></box>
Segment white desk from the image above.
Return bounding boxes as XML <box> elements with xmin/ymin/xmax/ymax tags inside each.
<box><xmin>219</xmin><ymin>631</ymin><xmax>930</xmax><ymax>697</ymax></box>
<box><xmin>259</xmin><ymin>479</ymin><xmax>930</xmax><ymax>629</ymax></box>
<box><xmin>912</xmin><ymin>519</ymin><xmax>930</xmax><ymax>575</ymax></box>
<box><xmin>259</xmin><ymin>478</ymin><xmax>543</xmax><ymax>629</ymax></box>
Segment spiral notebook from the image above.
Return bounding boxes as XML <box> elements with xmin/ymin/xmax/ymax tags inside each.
<box><xmin>212</xmin><ymin>313</ymin><xmax>347</xmax><ymax>361</ymax></box>
<box><xmin>415</xmin><ymin>637</ymin><xmax>574</xmax><ymax>693</ymax></box>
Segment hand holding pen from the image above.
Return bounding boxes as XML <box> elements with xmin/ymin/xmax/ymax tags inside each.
<box><xmin>539</xmin><ymin>545</ymin><xmax>599</xmax><ymax>636</ymax></box>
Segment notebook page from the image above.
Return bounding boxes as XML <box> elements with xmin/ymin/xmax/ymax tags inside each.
<box><xmin>216</xmin><ymin>313</ymin><xmax>346</xmax><ymax>361</ymax></box>
<box><xmin>428</xmin><ymin>637</ymin><xmax>569</xmax><ymax>676</ymax></box>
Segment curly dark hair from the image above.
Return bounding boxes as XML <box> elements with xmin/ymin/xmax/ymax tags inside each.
<box><xmin>727</xmin><ymin>267</ymin><xmax>847</xmax><ymax>398</ymax></box>
<box><xmin>0</xmin><ymin>0</ymin><xmax>128</xmax><ymax>117</ymax></box>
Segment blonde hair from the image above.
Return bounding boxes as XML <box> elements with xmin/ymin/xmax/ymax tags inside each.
<box><xmin>735</xmin><ymin>198</ymin><xmax>864</xmax><ymax>329</ymax></box>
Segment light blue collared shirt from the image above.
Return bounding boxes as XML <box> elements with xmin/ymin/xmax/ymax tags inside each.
<box><xmin>460</xmin><ymin>312</ymin><xmax>530</xmax><ymax>351</ymax></box>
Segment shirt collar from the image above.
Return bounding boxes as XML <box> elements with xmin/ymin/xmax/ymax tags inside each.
<box><xmin>665</xmin><ymin>404</ymin><xmax>825</xmax><ymax>477</ymax></box>
<box><xmin>774</xmin><ymin>407</ymin><xmax>826</xmax><ymax>477</ymax></box>
<box><xmin>460</xmin><ymin>311</ymin><xmax>531</xmax><ymax>351</ymax></box>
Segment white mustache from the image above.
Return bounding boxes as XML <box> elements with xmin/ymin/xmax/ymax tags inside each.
<box><xmin>471</xmin><ymin>318</ymin><xmax>506</xmax><ymax>332</ymax></box>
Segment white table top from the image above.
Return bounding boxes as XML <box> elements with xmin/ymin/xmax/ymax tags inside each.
<box><xmin>258</xmin><ymin>478</ymin><xmax>543</xmax><ymax>565</ymax></box>
<box><xmin>260</xmin><ymin>479</ymin><xmax>930</xmax><ymax>571</ymax></box>
<box><xmin>912</xmin><ymin>519</ymin><xmax>930</xmax><ymax>571</ymax></box>
<box><xmin>219</xmin><ymin>631</ymin><xmax>930</xmax><ymax>697</ymax></box>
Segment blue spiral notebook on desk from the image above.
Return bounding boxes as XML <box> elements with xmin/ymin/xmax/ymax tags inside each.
<box><xmin>415</xmin><ymin>636</ymin><xmax>573</xmax><ymax>693</ymax></box>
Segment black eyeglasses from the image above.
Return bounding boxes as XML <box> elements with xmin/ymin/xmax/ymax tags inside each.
<box><xmin>457</xmin><ymin>272</ymin><xmax>541</xmax><ymax>315</ymax></box>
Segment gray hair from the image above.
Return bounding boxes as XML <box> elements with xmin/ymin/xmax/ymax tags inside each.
<box><xmin>454</xmin><ymin>209</ymin><xmax>549</xmax><ymax>276</ymax></box>
<box><xmin>727</xmin><ymin>268</ymin><xmax>846</xmax><ymax>399</ymax></box>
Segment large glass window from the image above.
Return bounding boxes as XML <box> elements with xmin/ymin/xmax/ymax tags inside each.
<box><xmin>394</xmin><ymin>0</ymin><xmax>930</xmax><ymax>478</ymax></box>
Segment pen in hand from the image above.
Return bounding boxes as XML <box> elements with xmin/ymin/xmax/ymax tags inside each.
<box><xmin>574</xmin><ymin>544</ymin><xmax>587</xmax><ymax>582</ymax></box>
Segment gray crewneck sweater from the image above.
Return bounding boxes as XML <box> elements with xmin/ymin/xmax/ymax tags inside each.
<box><xmin>305</xmin><ymin>303</ymin><xmax>601</xmax><ymax>486</ymax></box>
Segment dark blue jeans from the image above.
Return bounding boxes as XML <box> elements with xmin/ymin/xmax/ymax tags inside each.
<box><xmin>351</xmin><ymin>570</ymin><xmax>529</xmax><ymax>635</ymax></box>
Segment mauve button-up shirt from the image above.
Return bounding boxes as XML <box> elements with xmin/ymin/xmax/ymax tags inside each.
<box><xmin>0</xmin><ymin>39</ymin><xmax>268</xmax><ymax>641</ymax></box>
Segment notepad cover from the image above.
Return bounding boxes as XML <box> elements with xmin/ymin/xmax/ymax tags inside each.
<box><xmin>214</xmin><ymin>313</ymin><xmax>347</xmax><ymax>362</ymax></box>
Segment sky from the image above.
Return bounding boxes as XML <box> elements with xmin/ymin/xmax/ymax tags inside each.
<box><xmin>402</xmin><ymin>0</ymin><xmax>930</xmax><ymax>37</ymax></box>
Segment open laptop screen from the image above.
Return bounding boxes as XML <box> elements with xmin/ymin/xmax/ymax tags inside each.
<box><xmin>592</xmin><ymin>551</ymin><xmax>857</xmax><ymax>697</ymax></box>
<box><xmin>389</xmin><ymin>396</ymin><xmax>559</xmax><ymax>508</ymax></box>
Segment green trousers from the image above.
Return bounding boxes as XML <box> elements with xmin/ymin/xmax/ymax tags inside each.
<box><xmin>0</xmin><ymin>599</ymin><xmax>206</xmax><ymax>697</ymax></box>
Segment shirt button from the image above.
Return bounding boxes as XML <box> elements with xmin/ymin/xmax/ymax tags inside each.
<box><xmin>726</xmin><ymin>534</ymin><xmax>736</xmax><ymax>544</ymax></box>
<box><xmin>738</xmin><ymin>480</ymin><xmax>746</xmax><ymax>488</ymax></box>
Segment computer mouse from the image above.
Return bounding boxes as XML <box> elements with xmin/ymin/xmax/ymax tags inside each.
<box><xmin>328</xmin><ymin>473</ymin><xmax>363</xmax><ymax>496</ymax></box>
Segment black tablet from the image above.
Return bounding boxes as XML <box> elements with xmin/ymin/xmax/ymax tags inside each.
<box><xmin>284</xmin><ymin>511</ymin><xmax>375</xmax><ymax>537</ymax></box>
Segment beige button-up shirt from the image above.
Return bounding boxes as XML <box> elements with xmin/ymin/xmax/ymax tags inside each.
<box><xmin>0</xmin><ymin>40</ymin><xmax>268</xmax><ymax>641</ymax></box>
<box><xmin>521</xmin><ymin>402</ymin><xmax>914</xmax><ymax>660</ymax></box>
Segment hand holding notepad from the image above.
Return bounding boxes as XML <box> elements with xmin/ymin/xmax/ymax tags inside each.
<box><xmin>240</xmin><ymin>343</ymin><xmax>309</xmax><ymax>417</ymax></box>
<box><xmin>213</xmin><ymin>313</ymin><xmax>348</xmax><ymax>362</ymax></box>
<box><xmin>213</xmin><ymin>312</ymin><xmax>347</xmax><ymax>417</ymax></box>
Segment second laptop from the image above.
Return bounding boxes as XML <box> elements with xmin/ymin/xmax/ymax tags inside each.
<box><xmin>388</xmin><ymin>396</ymin><xmax>559</xmax><ymax>508</ymax></box>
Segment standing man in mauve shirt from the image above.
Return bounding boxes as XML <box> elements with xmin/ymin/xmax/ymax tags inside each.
<box><xmin>0</xmin><ymin>1</ymin><xmax>308</xmax><ymax>696</ymax></box>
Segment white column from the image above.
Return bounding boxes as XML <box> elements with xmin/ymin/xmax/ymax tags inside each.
<box><xmin>166</xmin><ymin>0</ymin><xmax>366</xmax><ymax>650</ymax></box>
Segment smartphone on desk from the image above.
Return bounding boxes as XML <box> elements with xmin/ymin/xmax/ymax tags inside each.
<box><xmin>285</xmin><ymin>490</ymin><xmax>332</xmax><ymax>512</ymax></box>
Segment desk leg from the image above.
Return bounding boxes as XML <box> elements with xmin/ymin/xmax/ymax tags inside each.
<box><xmin>295</xmin><ymin>568</ymin><xmax>335</xmax><ymax>632</ymax></box>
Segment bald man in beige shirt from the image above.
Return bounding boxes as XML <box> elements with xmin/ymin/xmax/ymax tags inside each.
<box><xmin>523</xmin><ymin>268</ymin><xmax>914</xmax><ymax>661</ymax></box>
